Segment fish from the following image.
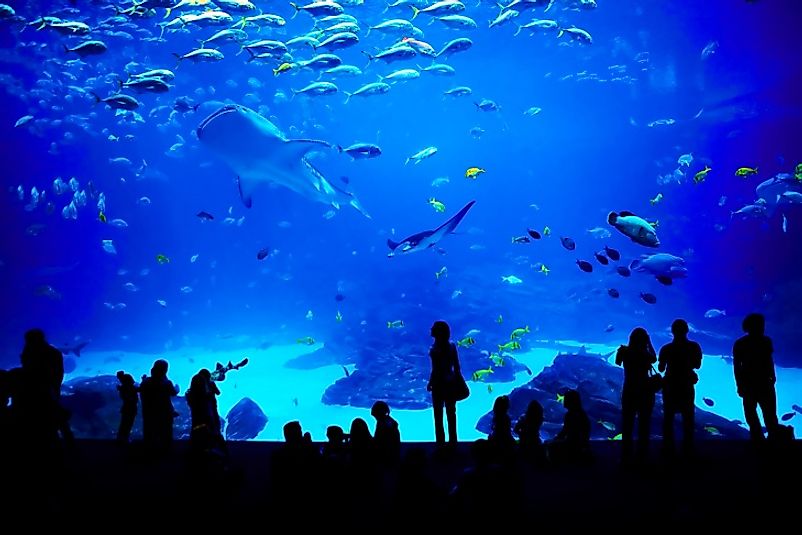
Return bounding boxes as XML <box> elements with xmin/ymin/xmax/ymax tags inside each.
<box><xmin>616</xmin><ymin>266</ymin><xmax>631</xmax><ymax>277</ymax></box>
<box><xmin>527</xmin><ymin>228</ymin><xmax>541</xmax><ymax>240</ymax></box>
<box><xmin>387</xmin><ymin>200</ymin><xmax>476</xmax><ymax>256</ymax></box>
<box><xmin>197</xmin><ymin>210</ymin><xmax>214</xmax><ymax>220</ymax></box>
<box><xmin>594</xmin><ymin>252</ymin><xmax>609</xmax><ymax>265</ymax></box>
<box><xmin>576</xmin><ymin>260</ymin><xmax>593</xmax><ymax>273</ymax></box>
<box><xmin>197</xmin><ymin>104</ymin><xmax>369</xmax><ymax>217</ymax></box>
<box><xmin>57</xmin><ymin>341</ymin><xmax>89</xmax><ymax>357</ymax></box>
<box><xmin>702</xmin><ymin>397</ymin><xmax>714</xmax><ymax>407</ymax></box>
<box><xmin>608</xmin><ymin>289</ymin><xmax>620</xmax><ymax>298</ymax></box>
<box><xmin>640</xmin><ymin>292</ymin><xmax>657</xmax><ymax>304</ymax></box>
<box><xmin>608</xmin><ymin>211</ymin><xmax>659</xmax><ymax>247</ymax></box>
<box><xmin>560</xmin><ymin>236</ymin><xmax>576</xmax><ymax>250</ymax></box>
<box><xmin>604</xmin><ymin>246</ymin><xmax>620</xmax><ymax>261</ymax></box>
<box><xmin>257</xmin><ymin>248</ymin><xmax>270</xmax><ymax>260</ymax></box>
<box><xmin>780</xmin><ymin>412</ymin><xmax>795</xmax><ymax>422</ymax></box>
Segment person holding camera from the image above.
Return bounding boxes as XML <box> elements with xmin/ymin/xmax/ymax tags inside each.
<box><xmin>615</xmin><ymin>327</ymin><xmax>658</xmax><ymax>463</ymax></box>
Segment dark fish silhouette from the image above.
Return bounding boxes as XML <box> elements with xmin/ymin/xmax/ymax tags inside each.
<box><xmin>604</xmin><ymin>246</ymin><xmax>620</xmax><ymax>261</ymax></box>
<box><xmin>257</xmin><ymin>247</ymin><xmax>270</xmax><ymax>260</ymax></box>
<box><xmin>197</xmin><ymin>211</ymin><xmax>214</xmax><ymax>220</ymax></box>
<box><xmin>527</xmin><ymin>228</ymin><xmax>541</xmax><ymax>240</ymax></box>
<box><xmin>616</xmin><ymin>266</ymin><xmax>631</xmax><ymax>277</ymax></box>
<box><xmin>576</xmin><ymin>260</ymin><xmax>593</xmax><ymax>273</ymax></box>
<box><xmin>781</xmin><ymin>412</ymin><xmax>795</xmax><ymax>421</ymax></box>
<box><xmin>640</xmin><ymin>292</ymin><xmax>657</xmax><ymax>304</ymax></box>
<box><xmin>594</xmin><ymin>252</ymin><xmax>609</xmax><ymax>265</ymax></box>
<box><xmin>608</xmin><ymin>288</ymin><xmax>620</xmax><ymax>298</ymax></box>
<box><xmin>334</xmin><ymin>293</ymin><xmax>345</xmax><ymax>302</ymax></box>
<box><xmin>703</xmin><ymin>397</ymin><xmax>714</xmax><ymax>407</ymax></box>
<box><xmin>656</xmin><ymin>275</ymin><xmax>673</xmax><ymax>286</ymax></box>
<box><xmin>560</xmin><ymin>236</ymin><xmax>576</xmax><ymax>250</ymax></box>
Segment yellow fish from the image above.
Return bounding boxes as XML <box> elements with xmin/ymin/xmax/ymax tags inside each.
<box><xmin>98</xmin><ymin>211</ymin><xmax>107</xmax><ymax>223</ymax></box>
<box><xmin>156</xmin><ymin>254</ymin><xmax>170</xmax><ymax>264</ymax></box>
<box><xmin>795</xmin><ymin>163</ymin><xmax>802</xmax><ymax>181</ymax></box>
<box><xmin>609</xmin><ymin>433</ymin><xmax>622</xmax><ymax>441</ymax></box>
<box><xmin>428</xmin><ymin>198</ymin><xmax>446</xmax><ymax>213</ymax></box>
<box><xmin>539</xmin><ymin>264</ymin><xmax>550</xmax><ymax>275</ymax></box>
<box><xmin>296</xmin><ymin>336</ymin><xmax>315</xmax><ymax>345</ymax></box>
<box><xmin>694</xmin><ymin>165</ymin><xmax>712</xmax><ymax>184</ymax></box>
<box><xmin>489</xmin><ymin>353</ymin><xmax>504</xmax><ymax>367</ymax></box>
<box><xmin>465</xmin><ymin>167</ymin><xmax>486</xmax><ymax>179</ymax></box>
<box><xmin>510</xmin><ymin>326</ymin><xmax>530</xmax><ymax>340</ymax></box>
<box><xmin>472</xmin><ymin>367</ymin><xmax>494</xmax><ymax>381</ymax></box>
<box><xmin>556</xmin><ymin>393</ymin><xmax>564</xmax><ymax>404</ymax></box>
<box><xmin>734</xmin><ymin>166</ymin><xmax>758</xmax><ymax>178</ymax></box>
<box><xmin>543</xmin><ymin>226</ymin><xmax>551</xmax><ymax>237</ymax></box>
<box><xmin>273</xmin><ymin>62</ymin><xmax>296</xmax><ymax>76</ymax></box>
<box><xmin>498</xmin><ymin>340</ymin><xmax>521</xmax><ymax>352</ymax></box>
<box><xmin>457</xmin><ymin>336</ymin><xmax>475</xmax><ymax>348</ymax></box>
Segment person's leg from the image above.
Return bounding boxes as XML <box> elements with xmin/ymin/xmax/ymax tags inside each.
<box><xmin>759</xmin><ymin>387</ymin><xmax>780</xmax><ymax>437</ymax></box>
<box><xmin>637</xmin><ymin>396</ymin><xmax>655</xmax><ymax>459</ymax></box>
<box><xmin>621</xmin><ymin>393</ymin><xmax>635</xmax><ymax>459</ymax></box>
<box><xmin>433</xmin><ymin>395</ymin><xmax>445</xmax><ymax>444</ymax></box>
<box><xmin>662</xmin><ymin>395</ymin><xmax>675</xmax><ymax>456</ymax></box>
<box><xmin>445</xmin><ymin>400</ymin><xmax>457</xmax><ymax>445</ymax></box>
<box><xmin>742</xmin><ymin>395</ymin><xmax>763</xmax><ymax>440</ymax></box>
<box><xmin>681</xmin><ymin>396</ymin><xmax>695</xmax><ymax>456</ymax></box>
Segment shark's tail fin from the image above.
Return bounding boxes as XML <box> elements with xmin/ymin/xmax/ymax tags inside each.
<box><xmin>387</xmin><ymin>238</ymin><xmax>400</xmax><ymax>250</ymax></box>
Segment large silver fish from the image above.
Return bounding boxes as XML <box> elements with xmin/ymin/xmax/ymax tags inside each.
<box><xmin>196</xmin><ymin>104</ymin><xmax>369</xmax><ymax>217</ymax></box>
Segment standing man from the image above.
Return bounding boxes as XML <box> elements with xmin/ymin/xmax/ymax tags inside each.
<box><xmin>733</xmin><ymin>313</ymin><xmax>779</xmax><ymax>443</ymax></box>
<box><xmin>658</xmin><ymin>319</ymin><xmax>702</xmax><ymax>459</ymax></box>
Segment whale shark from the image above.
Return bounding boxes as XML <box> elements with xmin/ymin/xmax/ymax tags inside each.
<box><xmin>196</xmin><ymin>104</ymin><xmax>370</xmax><ymax>217</ymax></box>
<box><xmin>387</xmin><ymin>200</ymin><xmax>476</xmax><ymax>256</ymax></box>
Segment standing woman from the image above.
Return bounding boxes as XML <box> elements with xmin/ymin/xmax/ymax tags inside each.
<box><xmin>615</xmin><ymin>327</ymin><xmax>658</xmax><ymax>462</ymax></box>
<box><xmin>427</xmin><ymin>320</ymin><xmax>462</xmax><ymax>447</ymax></box>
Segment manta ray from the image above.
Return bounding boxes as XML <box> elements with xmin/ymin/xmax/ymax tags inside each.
<box><xmin>196</xmin><ymin>104</ymin><xmax>370</xmax><ymax>217</ymax></box>
<box><xmin>387</xmin><ymin>200</ymin><xmax>476</xmax><ymax>256</ymax></box>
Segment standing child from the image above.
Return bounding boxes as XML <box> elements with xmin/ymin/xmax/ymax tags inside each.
<box><xmin>116</xmin><ymin>370</ymin><xmax>139</xmax><ymax>444</ymax></box>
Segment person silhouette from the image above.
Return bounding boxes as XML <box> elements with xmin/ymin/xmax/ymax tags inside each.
<box><xmin>546</xmin><ymin>389</ymin><xmax>591</xmax><ymax>466</ymax></box>
<box><xmin>371</xmin><ymin>400</ymin><xmax>401</xmax><ymax>465</ymax></box>
<box><xmin>616</xmin><ymin>327</ymin><xmax>658</xmax><ymax>462</ymax></box>
<box><xmin>19</xmin><ymin>328</ymin><xmax>74</xmax><ymax>447</ymax></box>
<box><xmin>139</xmin><ymin>359</ymin><xmax>179</xmax><ymax>454</ymax></box>
<box><xmin>186</xmin><ymin>368</ymin><xmax>225</xmax><ymax>456</ymax></box>
<box><xmin>427</xmin><ymin>320</ymin><xmax>463</xmax><ymax>448</ymax></box>
<box><xmin>514</xmin><ymin>399</ymin><xmax>545</xmax><ymax>464</ymax></box>
<box><xmin>488</xmin><ymin>395</ymin><xmax>515</xmax><ymax>462</ymax></box>
<box><xmin>733</xmin><ymin>313</ymin><xmax>780</xmax><ymax>443</ymax></box>
<box><xmin>115</xmin><ymin>370</ymin><xmax>139</xmax><ymax>444</ymax></box>
<box><xmin>658</xmin><ymin>319</ymin><xmax>702</xmax><ymax>459</ymax></box>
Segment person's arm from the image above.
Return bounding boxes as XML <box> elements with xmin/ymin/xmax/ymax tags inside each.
<box><xmin>647</xmin><ymin>341</ymin><xmax>657</xmax><ymax>364</ymax></box>
<box><xmin>615</xmin><ymin>346</ymin><xmax>625</xmax><ymax>366</ymax></box>
<box><xmin>452</xmin><ymin>344</ymin><xmax>462</xmax><ymax>375</ymax></box>
<box><xmin>692</xmin><ymin>342</ymin><xmax>703</xmax><ymax>369</ymax></box>
<box><xmin>768</xmin><ymin>337</ymin><xmax>776</xmax><ymax>383</ymax></box>
<box><xmin>657</xmin><ymin>346</ymin><xmax>667</xmax><ymax>373</ymax></box>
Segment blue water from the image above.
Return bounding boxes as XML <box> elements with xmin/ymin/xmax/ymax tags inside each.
<box><xmin>1</xmin><ymin>0</ymin><xmax>801</xmax><ymax>440</ymax></box>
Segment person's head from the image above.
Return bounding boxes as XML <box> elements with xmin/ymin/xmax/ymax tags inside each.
<box><xmin>371</xmin><ymin>400</ymin><xmax>390</xmax><ymax>420</ymax></box>
<box><xmin>24</xmin><ymin>328</ymin><xmax>46</xmax><ymax>347</ymax></box>
<box><xmin>283</xmin><ymin>420</ymin><xmax>303</xmax><ymax>443</ymax></box>
<box><xmin>525</xmin><ymin>399</ymin><xmax>544</xmax><ymax>424</ymax></box>
<box><xmin>563</xmin><ymin>389</ymin><xmax>582</xmax><ymax>412</ymax></box>
<box><xmin>493</xmin><ymin>395</ymin><xmax>510</xmax><ymax>415</ymax></box>
<box><xmin>117</xmin><ymin>371</ymin><xmax>133</xmax><ymax>386</ymax></box>
<box><xmin>151</xmin><ymin>359</ymin><xmax>168</xmax><ymax>377</ymax></box>
<box><xmin>431</xmin><ymin>320</ymin><xmax>450</xmax><ymax>342</ymax></box>
<box><xmin>628</xmin><ymin>327</ymin><xmax>651</xmax><ymax>350</ymax></box>
<box><xmin>326</xmin><ymin>425</ymin><xmax>345</xmax><ymax>443</ymax></box>
<box><xmin>671</xmin><ymin>319</ymin><xmax>689</xmax><ymax>338</ymax></box>
<box><xmin>742</xmin><ymin>313</ymin><xmax>765</xmax><ymax>336</ymax></box>
<box><xmin>349</xmin><ymin>417</ymin><xmax>371</xmax><ymax>440</ymax></box>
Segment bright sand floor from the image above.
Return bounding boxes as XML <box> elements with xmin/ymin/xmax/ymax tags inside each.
<box><xmin>70</xmin><ymin>340</ymin><xmax>802</xmax><ymax>441</ymax></box>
